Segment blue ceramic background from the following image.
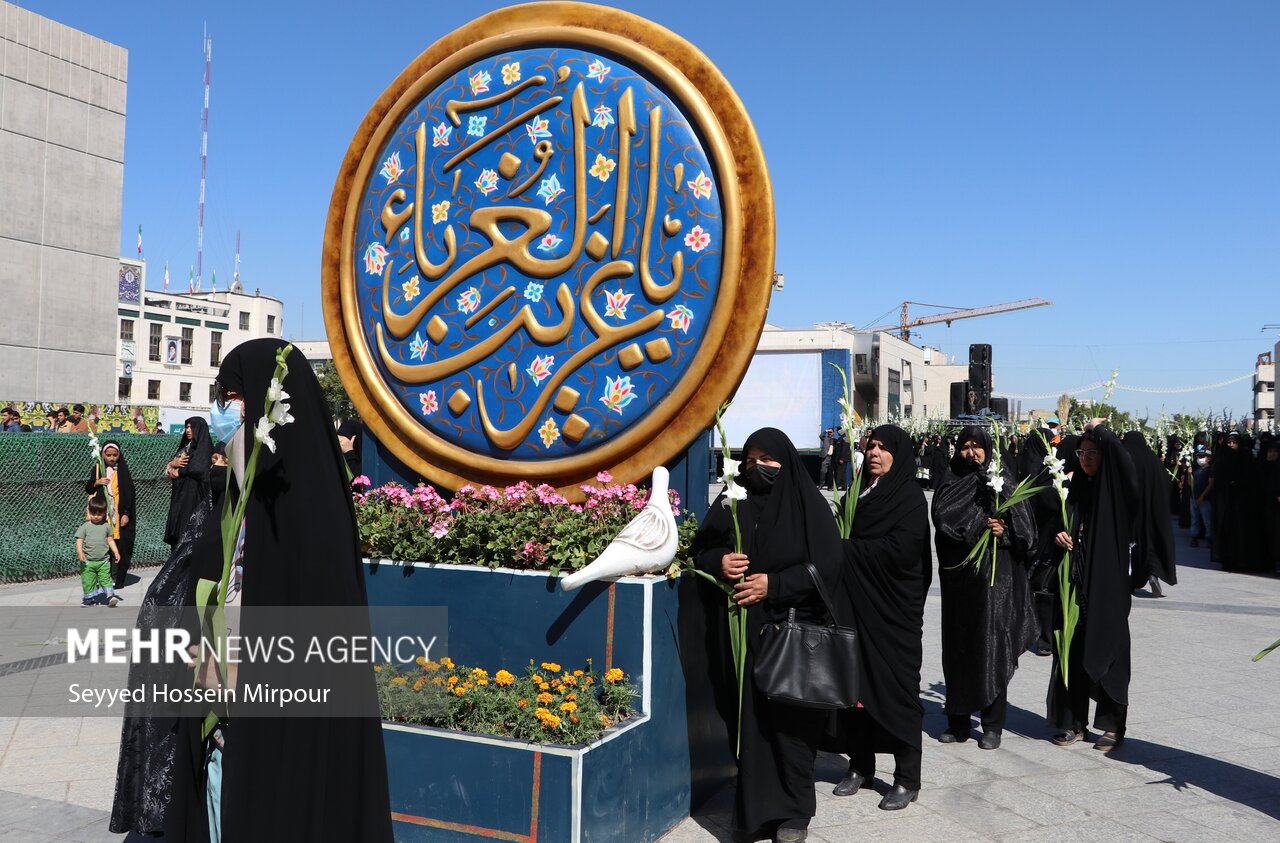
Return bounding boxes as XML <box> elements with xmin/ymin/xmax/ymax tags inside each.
<box><xmin>352</xmin><ymin>47</ymin><xmax>724</xmax><ymax>459</ymax></box>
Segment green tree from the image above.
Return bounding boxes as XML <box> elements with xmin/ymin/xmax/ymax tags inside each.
<box><xmin>1067</xmin><ymin>398</ymin><xmax>1141</xmax><ymax>433</ymax></box>
<box><xmin>316</xmin><ymin>361</ymin><xmax>359</xmax><ymax>422</ymax></box>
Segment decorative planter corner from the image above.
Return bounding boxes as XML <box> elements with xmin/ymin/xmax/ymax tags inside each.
<box><xmin>364</xmin><ymin>561</ymin><xmax>708</xmax><ymax>842</ymax></box>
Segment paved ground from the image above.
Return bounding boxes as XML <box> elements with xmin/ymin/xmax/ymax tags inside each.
<box><xmin>1</xmin><ymin>506</ymin><xmax>1277</xmax><ymax>841</ymax></box>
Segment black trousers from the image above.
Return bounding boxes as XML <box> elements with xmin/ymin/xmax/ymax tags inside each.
<box><xmin>111</xmin><ymin>530</ymin><xmax>135</xmax><ymax>590</ymax></box>
<box><xmin>846</xmin><ymin>708</ymin><xmax>922</xmax><ymax>791</ymax></box>
<box><xmin>1048</xmin><ymin>622</ymin><xmax>1128</xmax><ymax>734</ymax></box>
<box><xmin>948</xmin><ymin>687</ymin><xmax>1008</xmax><ymax>734</ymax></box>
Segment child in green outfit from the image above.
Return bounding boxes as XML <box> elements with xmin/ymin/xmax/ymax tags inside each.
<box><xmin>77</xmin><ymin>497</ymin><xmax>120</xmax><ymax>607</ymax></box>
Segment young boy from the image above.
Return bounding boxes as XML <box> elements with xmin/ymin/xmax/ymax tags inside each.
<box><xmin>76</xmin><ymin>497</ymin><xmax>121</xmax><ymax>607</ymax></box>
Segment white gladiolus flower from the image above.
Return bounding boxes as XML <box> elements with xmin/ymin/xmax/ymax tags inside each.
<box><xmin>267</xmin><ymin>377</ymin><xmax>289</xmax><ymax>404</ymax></box>
<box><xmin>254</xmin><ymin>416</ymin><xmax>277</xmax><ymax>453</ymax></box>
<box><xmin>268</xmin><ymin>401</ymin><xmax>294</xmax><ymax>426</ymax></box>
<box><xmin>722</xmin><ymin>457</ymin><xmax>741</xmax><ymax>479</ymax></box>
<box><xmin>989</xmin><ymin>475</ymin><xmax>1006</xmax><ymax>495</ymax></box>
<box><xmin>724</xmin><ymin>479</ymin><xmax>748</xmax><ymax>501</ymax></box>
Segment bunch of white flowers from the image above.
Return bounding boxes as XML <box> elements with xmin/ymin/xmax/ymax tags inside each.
<box><xmin>1043</xmin><ymin>451</ymin><xmax>1069</xmax><ymax>503</ymax></box>
<box><xmin>721</xmin><ymin>456</ymin><xmax>746</xmax><ymax>502</ymax></box>
<box><xmin>252</xmin><ymin>352</ymin><xmax>296</xmax><ymax>454</ymax></box>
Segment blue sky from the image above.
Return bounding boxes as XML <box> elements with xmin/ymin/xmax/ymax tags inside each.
<box><xmin>25</xmin><ymin>0</ymin><xmax>1280</xmax><ymax>417</ymax></box>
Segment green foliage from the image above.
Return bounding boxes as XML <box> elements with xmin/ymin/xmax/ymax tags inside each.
<box><xmin>315</xmin><ymin>361</ymin><xmax>358</xmax><ymax>422</ymax></box>
<box><xmin>374</xmin><ymin>658</ymin><xmax>636</xmax><ymax>746</ymax></box>
<box><xmin>354</xmin><ymin>479</ymin><xmax>698</xmax><ymax>576</ymax></box>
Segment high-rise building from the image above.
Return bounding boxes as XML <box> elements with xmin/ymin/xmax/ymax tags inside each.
<box><xmin>0</xmin><ymin>1</ymin><xmax>127</xmax><ymax>401</ymax></box>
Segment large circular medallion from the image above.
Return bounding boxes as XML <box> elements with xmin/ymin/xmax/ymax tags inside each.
<box><xmin>323</xmin><ymin>2</ymin><xmax>773</xmax><ymax>492</ymax></box>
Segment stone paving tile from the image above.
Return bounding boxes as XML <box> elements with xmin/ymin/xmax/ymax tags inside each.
<box><xmin>958</xmin><ymin>778</ymin><xmax>1096</xmax><ymax>825</ymax></box>
<box><xmin>908</xmin><ymin>786</ymin><xmax>1039</xmax><ymax>837</ymax></box>
<box><xmin>1056</xmin><ymin>780</ymin><xmax>1216</xmax><ymax>816</ymax></box>
<box><xmin>993</xmin><ymin>818</ymin><xmax>1161</xmax><ymax>842</ymax></box>
<box><xmin>1164</xmin><ymin>801</ymin><xmax>1280</xmax><ymax>837</ymax></box>
<box><xmin>1116</xmin><ymin>808</ymin><xmax>1253</xmax><ymax>843</ymax></box>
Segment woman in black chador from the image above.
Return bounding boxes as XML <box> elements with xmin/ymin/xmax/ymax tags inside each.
<box><xmin>109</xmin><ymin>447</ymin><xmax>217</xmax><ymax>835</ymax></box>
<box><xmin>85</xmin><ymin>440</ymin><xmax>137</xmax><ymax>590</ymax></box>
<box><xmin>932</xmin><ymin>426</ymin><xmax>1038</xmax><ymax>750</ymax></box>
<box><xmin>829</xmin><ymin>424</ymin><xmax>932</xmax><ymax>811</ymax></box>
<box><xmin>1048</xmin><ymin>421</ymin><xmax>1139</xmax><ymax>751</ymax></box>
<box><xmin>164</xmin><ymin>339</ymin><xmax>392</xmax><ymax>842</ymax></box>
<box><xmin>691</xmin><ymin>428</ymin><xmax>842</xmax><ymax>843</ymax></box>
<box><xmin>163</xmin><ymin>416</ymin><xmax>213</xmax><ymax>547</ymax></box>
<box><xmin>1120</xmin><ymin>431</ymin><xmax>1177</xmax><ymax>596</ymax></box>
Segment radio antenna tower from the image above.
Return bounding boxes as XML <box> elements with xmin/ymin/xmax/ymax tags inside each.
<box><xmin>196</xmin><ymin>28</ymin><xmax>211</xmax><ymax>292</ymax></box>
<box><xmin>233</xmin><ymin>229</ymin><xmax>241</xmax><ymax>292</ymax></box>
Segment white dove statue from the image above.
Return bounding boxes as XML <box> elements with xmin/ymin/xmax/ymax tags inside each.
<box><xmin>560</xmin><ymin>466</ymin><xmax>679</xmax><ymax>591</ymax></box>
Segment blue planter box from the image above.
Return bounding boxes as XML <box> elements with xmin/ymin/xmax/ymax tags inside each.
<box><xmin>364</xmin><ymin>561</ymin><xmax>710</xmax><ymax>843</ymax></box>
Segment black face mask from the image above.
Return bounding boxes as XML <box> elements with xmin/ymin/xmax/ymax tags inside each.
<box><xmin>741</xmin><ymin>463</ymin><xmax>781</xmax><ymax>494</ymax></box>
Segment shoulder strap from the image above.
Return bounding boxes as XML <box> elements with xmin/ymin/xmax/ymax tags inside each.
<box><xmin>801</xmin><ymin>561</ymin><xmax>839</xmax><ymax>622</ymax></box>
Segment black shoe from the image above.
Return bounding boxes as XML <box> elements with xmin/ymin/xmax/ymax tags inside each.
<box><xmin>833</xmin><ymin>770</ymin><xmax>868</xmax><ymax>797</ymax></box>
<box><xmin>878</xmin><ymin>784</ymin><xmax>918</xmax><ymax>811</ymax></box>
<box><xmin>1094</xmin><ymin>730</ymin><xmax>1125</xmax><ymax>751</ymax></box>
<box><xmin>979</xmin><ymin>730</ymin><xmax>1002</xmax><ymax>750</ymax></box>
<box><xmin>1148</xmin><ymin>576</ymin><xmax>1164</xmax><ymax>598</ymax></box>
<box><xmin>774</xmin><ymin>829</ymin><xmax>807</xmax><ymax>843</ymax></box>
<box><xmin>938</xmin><ymin>729</ymin><xmax>969</xmax><ymax>744</ymax></box>
<box><xmin>1035</xmin><ymin>642</ymin><xmax>1053</xmax><ymax>656</ymax></box>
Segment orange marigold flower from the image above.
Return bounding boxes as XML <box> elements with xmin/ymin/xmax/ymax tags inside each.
<box><xmin>476</xmin><ymin>678</ymin><xmax>489</xmax><ymax>686</ymax></box>
<box><xmin>454</xmin><ymin>686</ymin><xmax>467</xmax><ymax>697</ymax></box>
<box><xmin>584</xmin><ymin>676</ymin><xmax>595</xmax><ymax>685</ymax></box>
<box><xmin>565</xmin><ymin>693</ymin><xmax>577</xmax><ymax>702</ymax></box>
<box><xmin>562</xmin><ymin>674</ymin><xmax>577</xmax><ymax>686</ymax></box>
<box><xmin>440</xmin><ymin>657</ymin><xmax>455</xmax><ymax>669</ymax></box>
<box><xmin>412</xmin><ymin>677</ymin><xmax>427</xmax><ymax>692</ymax></box>
<box><xmin>495</xmin><ymin>670</ymin><xmax>516</xmax><ymax>687</ymax></box>
<box><xmin>372</xmin><ymin>665</ymin><xmax>382</xmax><ymax>673</ymax></box>
<box><xmin>415</xmin><ymin>656</ymin><xmax>428</xmax><ymax>667</ymax></box>
<box><xmin>539</xmin><ymin>682</ymin><xmax>550</xmax><ymax>691</ymax></box>
<box><xmin>471</xmin><ymin>667</ymin><xmax>488</xmax><ymax>679</ymax></box>
<box><xmin>541</xmin><ymin>662</ymin><xmax>562</xmax><ymax>673</ymax></box>
<box><xmin>431</xmin><ymin>677</ymin><xmax>445</xmax><ymax>686</ymax></box>
<box><xmin>390</xmin><ymin>676</ymin><xmax>408</xmax><ymax>686</ymax></box>
<box><xmin>542</xmin><ymin>713</ymin><xmax>561</xmax><ymax>728</ymax></box>
<box><xmin>447</xmin><ymin>676</ymin><xmax>459</xmax><ymax>687</ymax></box>
<box><xmin>537</xmin><ymin>692</ymin><xmax>554</xmax><ymax>704</ymax></box>
<box><xmin>559</xmin><ymin>701</ymin><xmax>577</xmax><ymax>713</ymax></box>
<box><xmin>569</xmin><ymin>714</ymin><xmax>579</xmax><ymax>725</ymax></box>
<box><xmin>573</xmin><ymin>670</ymin><xmax>584</xmax><ymax>677</ymax></box>
<box><xmin>604</xmin><ymin>668</ymin><xmax>624</xmax><ymax>684</ymax></box>
<box><xmin>599</xmin><ymin>715</ymin><xmax>610</xmax><ymax>726</ymax></box>
<box><xmin>517</xmin><ymin>699</ymin><xmax>528</xmax><ymax>708</ymax></box>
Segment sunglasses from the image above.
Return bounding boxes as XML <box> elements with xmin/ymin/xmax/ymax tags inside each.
<box><xmin>1075</xmin><ymin>449</ymin><xmax>1102</xmax><ymax>460</ymax></box>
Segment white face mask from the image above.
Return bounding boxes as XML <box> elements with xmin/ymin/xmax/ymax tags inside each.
<box><xmin>226</xmin><ymin>423</ymin><xmax>248</xmax><ymax>492</ymax></box>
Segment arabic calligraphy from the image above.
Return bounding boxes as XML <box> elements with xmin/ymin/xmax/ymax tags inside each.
<box><xmin>352</xmin><ymin>47</ymin><xmax>724</xmax><ymax>457</ymax></box>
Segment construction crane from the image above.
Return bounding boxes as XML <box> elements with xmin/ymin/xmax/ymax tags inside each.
<box><xmin>859</xmin><ymin>298</ymin><xmax>1053</xmax><ymax>341</ymax></box>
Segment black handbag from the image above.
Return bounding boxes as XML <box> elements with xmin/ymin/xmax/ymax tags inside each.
<box><xmin>752</xmin><ymin>561</ymin><xmax>860</xmax><ymax>709</ymax></box>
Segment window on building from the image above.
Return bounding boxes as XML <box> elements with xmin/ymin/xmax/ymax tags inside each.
<box><xmin>180</xmin><ymin>327</ymin><xmax>194</xmax><ymax>365</ymax></box>
<box><xmin>120</xmin><ymin>319</ymin><xmax>134</xmax><ymax>342</ymax></box>
<box><xmin>149</xmin><ymin>323</ymin><xmax>162</xmax><ymax>361</ymax></box>
<box><xmin>117</xmin><ymin>378</ymin><xmax>131</xmax><ymax>401</ymax></box>
<box><xmin>267</xmin><ymin>314</ymin><xmax>276</xmax><ymax>335</ymax></box>
<box><xmin>210</xmin><ymin>331</ymin><xmax>223</xmax><ymax>367</ymax></box>
<box><xmin>239</xmin><ymin>311</ymin><xmax>250</xmax><ymax>331</ymax></box>
<box><xmin>209</xmin><ymin>383</ymin><xmax>218</xmax><ymax>404</ymax></box>
<box><xmin>147</xmin><ymin>380</ymin><xmax>160</xmax><ymax>400</ymax></box>
<box><xmin>179</xmin><ymin>382</ymin><xmax>192</xmax><ymax>403</ymax></box>
<box><xmin>855</xmin><ymin>354</ymin><xmax>868</xmax><ymax>375</ymax></box>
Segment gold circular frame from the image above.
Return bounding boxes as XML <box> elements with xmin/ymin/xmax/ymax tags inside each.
<box><xmin>322</xmin><ymin>1</ymin><xmax>773</xmax><ymax>494</ymax></box>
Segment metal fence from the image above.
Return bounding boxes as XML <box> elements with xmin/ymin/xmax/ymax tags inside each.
<box><xmin>0</xmin><ymin>433</ymin><xmax>181</xmax><ymax>581</ymax></box>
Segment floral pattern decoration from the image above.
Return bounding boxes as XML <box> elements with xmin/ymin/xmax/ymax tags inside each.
<box><xmin>380</xmin><ymin>151</ymin><xmax>403</xmax><ymax>184</ymax></box>
<box><xmin>684</xmin><ymin>225</ymin><xmax>711</xmax><ymax>252</ymax></box>
<box><xmin>537</xmin><ymin>233</ymin><xmax>562</xmax><ymax>252</ymax></box>
<box><xmin>536</xmin><ymin>175</ymin><xmax>565</xmax><ymax>206</ymax></box>
<box><xmin>687</xmin><ymin>170</ymin><xmax>714</xmax><ymax>200</ymax></box>
<box><xmin>402</xmin><ymin>275</ymin><xmax>421</xmax><ymax>303</ymax></box>
<box><xmin>409</xmin><ymin>331</ymin><xmax>428</xmax><ymax>361</ymax></box>
<box><xmin>467</xmin><ymin>115</ymin><xmax>488</xmax><ymax>137</ymax></box>
<box><xmin>586</xmin><ymin>59</ymin><xmax>610</xmax><ymax>82</ymax></box>
<box><xmin>431</xmin><ymin>201</ymin><xmax>450</xmax><ymax>224</ymax></box>
<box><xmin>600</xmin><ymin>375</ymin><xmax>637</xmax><ymax>416</ymax></box>
<box><xmin>592</xmin><ymin>103</ymin><xmax>614</xmax><ymax>129</ymax></box>
<box><xmin>475</xmin><ymin>168</ymin><xmax>499</xmax><ymax>196</ymax></box>
<box><xmin>526</xmin><ymin>354</ymin><xmax>555</xmax><ymax>386</ymax></box>
<box><xmin>523</xmin><ymin>282</ymin><xmax>544</xmax><ymax>302</ymax></box>
<box><xmin>457</xmin><ymin>287</ymin><xmax>481</xmax><ymax>314</ymax></box>
<box><xmin>538</xmin><ymin>417</ymin><xmax>560</xmax><ymax>448</ymax></box>
<box><xmin>604</xmin><ymin>288</ymin><xmax>633</xmax><ymax>320</ymax></box>
<box><xmin>432</xmin><ymin>122</ymin><xmax>452</xmax><ymax>147</ymax></box>
<box><xmin>469</xmin><ymin>70</ymin><xmax>491</xmax><ymax>96</ymax></box>
<box><xmin>526</xmin><ymin>116</ymin><xmax>552</xmax><ymax>142</ymax></box>
<box><xmin>501</xmin><ymin>62</ymin><xmax>521</xmax><ymax>85</ymax></box>
<box><xmin>419</xmin><ymin>390</ymin><xmax>439</xmax><ymax>417</ymax></box>
<box><xmin>363</xmin><ymin>242</ymin><xmax>388</xmax><ymax>276</ymax></box>
<box><xmin>668</xmin><ymin>304</ymin><xmax>694</xmax><ymax>334</ymax></box>
<box><xmin>589</xmin><ymin>154</ymin><xmax>616</xmax><ymax>182</ymax></box>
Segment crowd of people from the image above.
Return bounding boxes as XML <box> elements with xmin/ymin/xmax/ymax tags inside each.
<box><xmin>692</xmin><ymin>414</ymin><xmax>1278</xmax><ymax>843</ymax></box>
<box><xmin>0</xmin><ymin>403</ymin><xmax>169</xmax><ymax>433</ymax></box>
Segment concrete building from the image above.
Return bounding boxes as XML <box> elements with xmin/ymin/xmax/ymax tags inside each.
<box><xmin>115</xmin><ymin>257</ymin><xmax>285</xmax><ymax>408</ymax></box>
<box><xmin>720</xmin><ymin>322</ymin><xmax>972</xmax><ymax>448</ymax></box>
<box><xmin>0</xmin><ymin>2</ymin><xmax>127</xmax><ymax>402</ymax></box>
<box><xmin>1254</xmin><ymin>349</ymin><xmax>1275</xmax><ymax>432</ymax></box>
<box><xmin>291</xmin><ymin>339</ymin><xmax>333</xmax><ymax>373</ymax></box>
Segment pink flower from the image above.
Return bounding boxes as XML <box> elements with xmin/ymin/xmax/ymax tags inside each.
<box><xmin>419</xmin><ymin>390</ymin><xmax>439</xmax><ymax>416</ymax></box>
<box><xmin>596</xmin><ymin>471</ymin><xmax>613</xmax><ymax>484</ymax></box>
<box><xmin>604</xmin><ymin>288</ymin><xmax>632</xmax><ymax>320</ymax></box>
<box><xmin>668</xmin><ymin>304</ymin><xmax>694</xmax><ymax>334</ymax></box>
<box><xmin>430</xmin><ymin>523</ymin><xmax>449</xmax><ymax>539</ymax></box>
<box><xmin>686</xmin><ymin>170</ymin><xmax>714</xmax><ymax>200</ymax></box>
<box><xmin>684</xmin><ymin>225</ymin><xmax>711</xmax><ymax>253</ymax></box>
<box><xmin>352</xmin><ymin>475</ymin><xmax>371</xmax><ymax>488</ymax></box>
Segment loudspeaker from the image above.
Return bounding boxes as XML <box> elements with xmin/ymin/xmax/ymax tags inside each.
<box><xmin>990</xmin><ymin>397</ymin><xmax>1010</xmax><ymax>419</ymax></box>
<box><xmin>950</xmin><ymin>381</ymin><xmax>968</xmax><ymax>419</ymax></box>
<box><xmin>969</xmin><ymin>343</ymin><xmax>992</xmax><ymax>366</ymax></box>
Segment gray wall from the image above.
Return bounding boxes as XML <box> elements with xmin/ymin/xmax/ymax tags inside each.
<box><xmin>0</xmin><ymin>2</ymin><xmax>126</xmax><ymax>403</ymax></box>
